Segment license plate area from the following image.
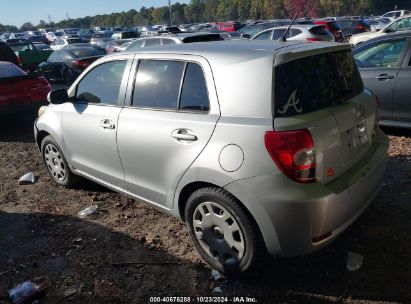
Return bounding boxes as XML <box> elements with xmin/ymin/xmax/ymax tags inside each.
<box><xmin>341</xmin><ymin>120</ymin><xmax>368</xmax><ymax>163</ymax></box>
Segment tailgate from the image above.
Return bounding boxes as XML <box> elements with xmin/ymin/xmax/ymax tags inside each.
<box><xmin>273</xmin><ymin>45</ymin><xmax>376</xmax><ymax>184</ymax></box>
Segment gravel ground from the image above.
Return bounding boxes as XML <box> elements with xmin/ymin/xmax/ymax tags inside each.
<box><xmin>0</xmin><ymin>113</ymin><xmax>410</xmax><ymax>304</ymax></box>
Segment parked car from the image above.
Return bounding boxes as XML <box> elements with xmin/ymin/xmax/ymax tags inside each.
<box><xmin>37</xmin><ymin>47</ymin><xmax>106</xmax><ymax>85</ymax></box>
<box><xmin>251</xmin><ymin>24</ymin><xmax>334</xmax><ymax>42</ymax></box>
<box><xmin>77</xmin><ymin>29</ymin><xmax>94</xmax><ymax>42</ymax></box>
<box><xmin>0</xmin><ymin>61</ymin><xmax>50</xmax><ymax>115</ymax></box>
<box><xmin>354</xmin><ymin>31</ymin><xmax>411</xmax><ymax>128</ymax></box>
<box><xmin>382</xmin><ymin>10</ymin><xmax>410</xmax><ymax>21</ymax></box>
<box><xmin>103</xmin><ymin>39</ymin><xmax>136</xmax><ymax>53</ymax></box>
<box><xmin>111</xmin><ymin>31</ymin><xmax>140</xmax><ymax>40</ymax></box>
<box><xmin>8</xmin><ymin>41</ymin><xmax>53</xmax><ymax>72</ymax></box>
<box><xmin>0</xmin><ymin>41</ymin><xmax>20</xmax><ymax>66</ymax></box>
<box><xmin>365</xmin><ymin>18</ymin><xmax>390</xmax><ymax>31</ymax></box>
<box><xmin>336</xmin><ymin>18</ymin><xmax>371</xmax><ymax>41</ymax></box>
<box><xmin>51</xmin><ymin>38</ymin><xmax>84</xmax><ymax>50</ymax></box>
<box><xmin>90</xmin><ymin>31</ymin><xmax>114</xmax><ymax>46</ymax></box>
<box><xmin>35</xmin><ymin>40</ymin><xmax>388</xmax><ymax>274</ymax></box>
<box><xmin>313</xmin><ymin>20</ymin><xmax>345</xmax><ymax>42</ymax></box>
<box><xmin>46</xmin><ymin>31</ymin><xmax>63</xmax><ymax>43</ymax></box>
<box><xmin>126</xmin><ymin>32</ymin><xmax>224</xmax><ymax>50</ymax></box>
<box><xmin>350</xmin><ymin>15</ymin><xmax>411</xmax><ymax>45</ymax></box>
<box><xmin>238</xmin><ymin>20</ymin><xmax>291</xmax><ymax>38</ymax></box>
<box><xmin>219</xmin><ymin>21</ymin><xmax>244</xmax><ymax>32</ymax></box>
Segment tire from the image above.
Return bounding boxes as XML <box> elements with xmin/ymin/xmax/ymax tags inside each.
<box><xmin>185</xmin><ymin>187</ymin><xmax>268</xmax><ymax>275</ymax></box>
<box><xmin>41</xmin><ymin>135</ymin><xmax>78</xmax><ymax>187</ymax></box>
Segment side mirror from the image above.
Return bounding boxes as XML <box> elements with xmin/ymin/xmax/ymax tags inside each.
<box><xmin>47</xmin><ymin>89</ymin><xmax>69</xmax><ymax>104</ymax></box>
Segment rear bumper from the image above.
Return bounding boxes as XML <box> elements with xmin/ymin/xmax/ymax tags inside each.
<box><xmin>0</xmin><ymin>101</ymin><xmax>46</xmax><ymax>116</ymax></box>
<box><xmin>224</xmin><ymin>129</ymin><xmax>389</xmax><ymax>256</ymax></box>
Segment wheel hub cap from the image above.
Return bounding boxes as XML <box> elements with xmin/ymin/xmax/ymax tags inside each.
<box><xmin>192</xmin><ymin>202</ymin><xmax>245</xmax><ymax>266</ymax></box>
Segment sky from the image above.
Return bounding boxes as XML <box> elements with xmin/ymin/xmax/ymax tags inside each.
<box><xmin>1</xmin><ymin>0</ymin><xmax>190</xmax><ymax>27</ymax></box>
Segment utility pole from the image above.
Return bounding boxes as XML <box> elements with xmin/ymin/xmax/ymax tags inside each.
<box><xmin>168</xmin><ymin>0</ymin><xmax>172</xmax><ymax>25</ymax></box>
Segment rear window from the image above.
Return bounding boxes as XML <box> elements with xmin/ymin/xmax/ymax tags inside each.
<box><xmin>0</xmin><ymin>63</ymin><xmax>25</xmax><ymax>77</ymax></box>
<box><xmin>182</xmin><ymin>34</ymin><xmax>224</xmax><ymax>43</ymax></box>
<box><xmin>71</xmin><ymin>48</ymin><xmax>105</xmax><ymax>58</ymax></box>
<box><xmin>274</xmin><ymin>50</ymin><xmax>363</xmax><ymax>117</ymax></box>
<box><xmin>327</xmin><ymin>21</ymin><xmax>341</xmax><ymax>31</ymax></box>
<box><xmin>309</xmin><ymin>26</ymin><xmax>330</xmax><ymax>35</ymax></box>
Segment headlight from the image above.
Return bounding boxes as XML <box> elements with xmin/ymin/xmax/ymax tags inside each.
<box><xmin>38</xmin><ymin>105</ymin><xmax>48</xmax><ymax>117</ymax></box>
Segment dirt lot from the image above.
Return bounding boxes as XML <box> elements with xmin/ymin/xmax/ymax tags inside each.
<box><xmin>1</xmin><ymin>113</ymin><xmax>410</xmax><ymax>304</ymax></box>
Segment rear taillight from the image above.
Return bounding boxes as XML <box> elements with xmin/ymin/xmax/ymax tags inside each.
<box><xmin>355</xmin><ymin>24</ymin><xmax>365</xmax><ymax>31</ymax></box>
<box><xmin>265</xmin><ymin>130</ymin><xmax>316</xmax><ymax>183</ymax></box>
<box><xmin>72</xmin><ymin>60</ymin><xmax>90</xmax><ymax>69</ymax></box>
<box><xmin>306</xmin><ymin>38</ymin><xmax>321</xmax><ymax>42</ymax></box>
<box><xmin>17</xmin><ymin>56</ymin><xmax>23</xmax><ymax>66</ymax></box>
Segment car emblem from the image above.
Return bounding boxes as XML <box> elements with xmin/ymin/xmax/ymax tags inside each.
<box><xmin>355</xmin><ymin>104</ymin><xmax>366</xmax><ymax>119</ymax></box>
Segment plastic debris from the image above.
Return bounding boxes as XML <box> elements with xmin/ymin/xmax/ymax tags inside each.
<box><xmin>347</xmin><ymin>252</ymin><xmax>363</xmax><ymax>271</ymax></box>
<box><xmin>211</xmin><ymin>270</ymin><xmax>222</xmax><ymax>280</ymax></box>
<box><xmin>8</xmin><ymin>276</ymin><xmax>49</xmax><ymax>304</ymax></box>
<box><xmin>18</xmin><ymin>172</ymin><xmax>35</xmax><ymax>185</ymax></box>
<box><xmin>212</xmin><ymin>287</ymin><xmax>223</xmax><ymax>293</ymax></box>
<box><xmin>64</xmin><ymin>288</ymin><xmax>76</xmax><ymax>298</ymax></box>
<box><xmin>78</xmin><ymin>205</ymin><xmax>98</xmax><ymax>218</ymax></box>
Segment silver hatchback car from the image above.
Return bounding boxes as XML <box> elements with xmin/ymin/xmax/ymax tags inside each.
<box><xmin>35</xmin><ymin>40</ymin><xmax>388</xmax><ymax>274</ymax></box>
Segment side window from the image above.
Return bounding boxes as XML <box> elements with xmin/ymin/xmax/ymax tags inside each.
<box><xmin>354</xmin><ymin>39</ymin><xmax>407</xmax><ymax>68</ymax></box>
<box><xmin>127</xmin><ymin>39</ymin><xmax>143</xmax><ymax>50</ymax></box>
<box><xmin>144</xmin><ymin>38</ymin><xmax>159</xmax><ymax>47</ymax></box>
<box><xmin>162</xmin><ymin>38</ymin><xmax>176</xmax><ymax>45</ymax></box>
<box><xmin>133</xmin><ymin>60</ymin><xmax>185</xmax><ymax>109</ymax></box>
<box><xmin>76</xmin><ymin>60</ymin><xmax>127</xmax><ymax>105</ymax></box>
<box><xmin>254</xmin><ymin>30</ymin><xmax>272</xmax><ymax>40</ymax></box>
<box><xmin>179</xmin><ymin>63</ymin><xmax>209</xmax><ymax>112</ymax></box>
<box><xmin>272</xmin><ymin>29</ymin><xmax>287</xmax><ymax>40</ymax></box>
<box><xmin>291</xmin><ymin>29</ymin><xmax>302</xmax><ymax>36</ymax></box>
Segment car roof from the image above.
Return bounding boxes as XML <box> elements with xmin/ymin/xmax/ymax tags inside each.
<box><xmin>120</xmin><ymin>39</ymin><xmax>349</xmax><ymax>63</ymax></box>
<box><xmin>355</xmin><ymin>29</ymin><xmax>411</xmax><ymax>47</ymax></box>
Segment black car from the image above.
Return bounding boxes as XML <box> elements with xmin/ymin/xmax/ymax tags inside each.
<box><xmin>353</xmin><ymin>31</ymin><xmax>411</xmax><ymax>128</ymax></box>
<box><xmin>336</xmin><ymin>18</ymin><xmax>371</xmax><ymax>41</ymax></box>
<box><xmin>0</xmin><ymin>41</ymin><xmax>20</xmax><ymax>66</ymax></box>
<box><xmin>37</xmin><ymin>47</ymin><xmax>106</xmax><ymax>85</ymax></box>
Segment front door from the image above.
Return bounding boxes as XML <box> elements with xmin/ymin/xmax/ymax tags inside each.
<box><xmin>62</xmin><ymin>58</ymin><xmax>131</xmax><ymax>187</ymax></box>
<box><xmin>355</xmin><ymin>37</ymin><xmax>409</xmax><ymax>122</ymax></box>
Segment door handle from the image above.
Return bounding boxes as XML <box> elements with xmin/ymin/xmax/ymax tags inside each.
<box><xmin>375</xmin><ymin>74</ymin><xmax>394</xmax><ymax>80</ymax></box>
<box><xmin>171</xmin><ymin>129</ymin><xmax>197</xmax><ymax>141</ymax></box>
<box><xmin>99</xmin><ymin>119</ymin><xmax>115</xmax><ymax>130</ymax></box>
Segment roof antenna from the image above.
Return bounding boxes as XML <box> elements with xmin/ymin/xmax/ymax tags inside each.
<box><xmin>278</xmin><ymin>10</ymin><xmax>302</xmax><ymax>42</ymax></box>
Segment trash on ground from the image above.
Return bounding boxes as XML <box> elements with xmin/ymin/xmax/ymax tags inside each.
<box><xmin>18</xmin><ymin>172</ymin><xmax>35</xmax><ymax>185</ymax></box>
<box><xmin>211</xmin><ymin>269</ymin><xmax>222</xmax><ymax>280</ymax></box>
<box><xmin>347</xmin><ymin>251</ymin><xmax>363</xmax><ymax>271</ymax></box>
<box><xmin>8</xmin><ymin>276</ymin><xmax>49</xmax><ymax>304</ymax></box>
<box><xmin>64</xmin><ymin>288</ymin><xmax>77</xmax><ymax>298</ymax></box>
<box><xmin>78</xmin><ymin>205</ymin><xmax>98</xmax><ymax>218</ymax></box>
<box><xmin>212</xmin><ymin>287</ymin><xmax>223</xmax><ymax>293</ymax></box>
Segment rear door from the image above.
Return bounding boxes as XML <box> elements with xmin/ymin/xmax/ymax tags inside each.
<box><xmin>354</xmin><ymin>37</ymin><xmax>409</xmax><ymax>121</ymax></box>
<box><xmin>274</xmin><ymin>47</ymin><xmax>375</xmax><ymax>184</ymax></box>
<box><xmin>117</xmin><ymin>55</ymin><xmax>220</xmax><ymax>208</ymax></box>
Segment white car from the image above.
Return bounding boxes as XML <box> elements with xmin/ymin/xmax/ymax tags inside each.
<box><xmin>382</xmin><ymin>10</ymin><xmax>410</xmax><ymax>21</ymax></box>
<box><xmin>51</xmin><ymin>38</ymin><xmax>84</xmax><ymax>50</ymax></box>
<box><xmin>350</xmin><ymin>15</ymin><xmax>411</xmax><ymax>45</ymax></box>
<box><xmin>46</xmin><ymin>32</ymin><xmax>63</xmax><ymax>43</ymax></box>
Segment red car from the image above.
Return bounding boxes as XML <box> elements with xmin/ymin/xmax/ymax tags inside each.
<box><xmin>314</xmin><ymin>20</ymin><xmax>345</xmax><ymax>42</ymax></box>
<box><xmin>0</xmin><ymin>61</ymin><xmax>51</xmax><ymax>115</ymax></box>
